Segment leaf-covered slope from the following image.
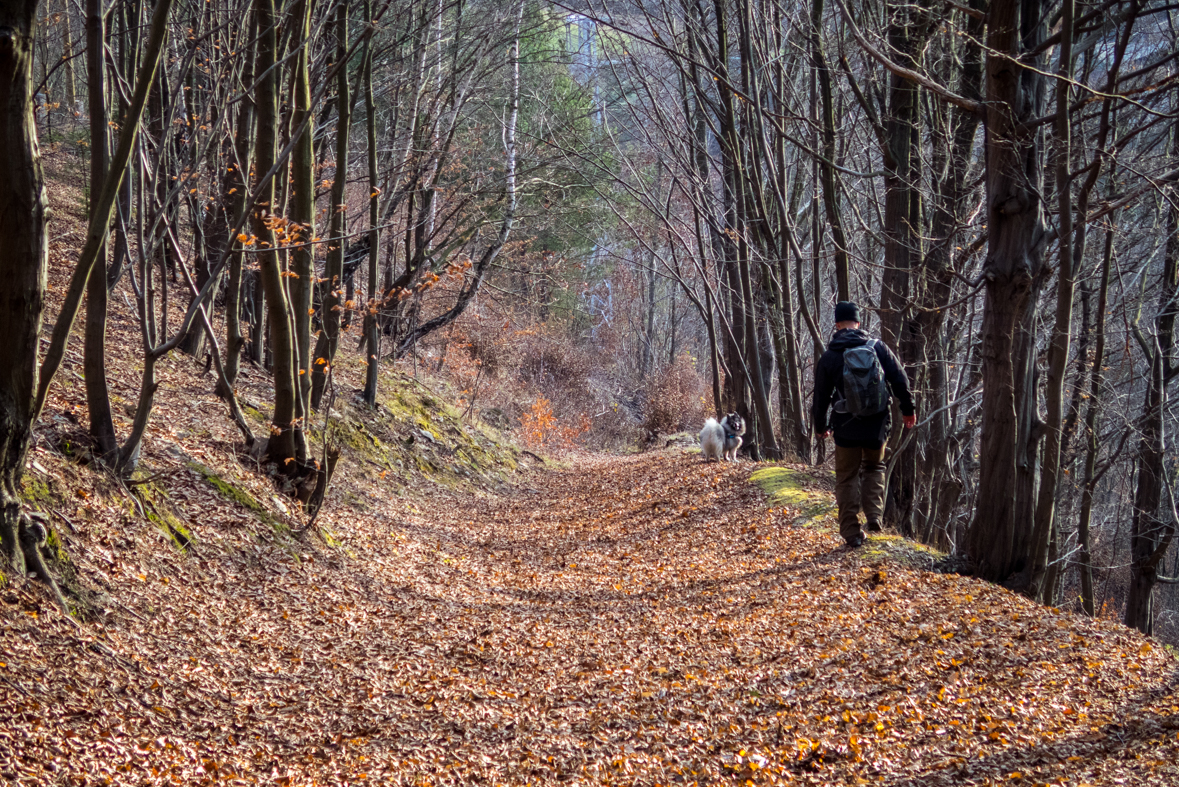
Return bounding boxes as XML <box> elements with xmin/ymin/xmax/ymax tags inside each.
<box><xmin>3</xmin><ymin>447</ymin><xmax>1177</xmax><ymax>785</ymax></box>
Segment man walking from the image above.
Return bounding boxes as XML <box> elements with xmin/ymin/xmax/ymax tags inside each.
<box><xmin>812</xmin><ymin>301</ymin><xmax>916</xmax><ymax>547</ymax></box>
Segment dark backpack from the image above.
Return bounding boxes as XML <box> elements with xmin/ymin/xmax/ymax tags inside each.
<box><xmin>837</xmin><ymin>340</ymin><xmax>890</xmax><ymax>417</ymax></box>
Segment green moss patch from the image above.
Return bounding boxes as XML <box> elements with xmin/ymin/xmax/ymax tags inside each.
<box><xmin>20</xmin><ymin>475</ymin><xmax>62</xmax><ymax>508</ymax></box>
<box><xmin>330</xmin><ymin>369</ymin><xmax>524</xmax><ymax>490</ymax></box>
<box><xmin>134</xmin><ymin>482</ymin><xmax>194</xmax><ymax>551</ymax></box>
<box><xmin>187</xmin><ymin>462</ymin><xmax>286</xmax><ymax>536</ymax></box>
<box><xmin>750</xmin><ymin>466</ymin><xmax>836</xmax><ymax>526</ymax></box>
<box><xmin>856</xmin><ymin>533</ymin><xmax>947</xmax><ymax>570</ymax></box>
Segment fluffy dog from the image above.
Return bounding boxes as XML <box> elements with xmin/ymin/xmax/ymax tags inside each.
<box><xmin>699</xmin><ymin>413</ymin><xmax>745</xmax><ymax>462</ymax></box>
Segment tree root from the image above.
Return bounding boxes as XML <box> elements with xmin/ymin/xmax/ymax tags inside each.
<box><xmin>19</xmin><ymin>512</ymin><xmax>74</xmax><ymax>618</ymax></box>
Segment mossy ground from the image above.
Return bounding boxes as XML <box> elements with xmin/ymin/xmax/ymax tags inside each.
<box><xmin>750</xmin><ymin>463</ymin><xmax>946</xmax><ymax>567</ymax></box>
<box><xmin>855</xmin><ymin>531</ymin><xmax>947</xmax><ymax>569</ymax></box>
<box><xmin>20</xmin><ymin>475</ymin><xmax>60</xmax><ymax>508</ymax></box>
<box><xmin>132</xmin><ymin>481</ymin><xmax>195</xmax><ymax>551</ymax></box>
<box><xmin>312</xmin><ymin>369</ymin><xmax>523</xmax><ymax>494</ymax></box>
<box><xmin>750</xmin><ymin>466</ymin><xmax>836</xmax><ymax>525</ymax></box>
<box><xmin>187</xmin><ymin>462</ymin><xmax>289</xmax><ymax>539</ymax></box>
<box><xmin>17</xmin><ymin>462</ymin><xmax>99</xmax><ymax>617</ymax></box>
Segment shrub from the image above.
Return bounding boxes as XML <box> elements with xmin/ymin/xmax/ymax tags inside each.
<box><xmin>643</xmin><ymin>353</ymin><xmax>709</xmax><ymax>436</ymax></box>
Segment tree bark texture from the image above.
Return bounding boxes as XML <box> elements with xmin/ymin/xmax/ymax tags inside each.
<box><xmin>252</xmin><ymin>0</ymin><xmax>299</xmax><ymax>465</ymax></box>
<box><xmin>83</xmin><ymin>0</ymin><xmax>117</xmax><ymax>462</ymax></box>
<box><xmin>289</xmin><ymin>0</ymin><xmax>315</xmax><ymax>411</ymax></box>
<box><xmin>0</xmin><ymin>0</ymin><xmax>48</xmax><ymax>572</ymax></box>
<box><xmin>1124</xmin><ymin>128</ymin><xmax>1179</xmax><ymax>634</ymax></box>
<box><xmin>809</xmin><ymin>0</ymin><xmax>849</xmax><ymax>301</ymax></box>
<box><xmin>218</xmin><ymin>18</ymin><xmax>255</xmax><ymax>398</ymax></box>
<box><xmin>311</xmin><ymin>0</ymin><xmax>351</xmax><ymax>412</ymax></box>
<box><xmin>1027</xmin><ymin>0</ymin><xmax>1075</xmax><ymax>603</ymax></box>
<box><xmin>964</xmin><ymin>0</ymin><xmax>1047</xmax><ymax>583</ymax></box>
<box><xmin>362</xmin><ymin>0</ymin><xmax>380</xmax><ymax>407</ymax></box>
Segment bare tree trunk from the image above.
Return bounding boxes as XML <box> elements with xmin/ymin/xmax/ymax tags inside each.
<box><xmin>678</xmin><ymin>9</ymin><xmax>724</xmax><ymax>419</ymax></box>
<box><xmin>251</xmin><ymin>0</ymin><xmax>299</xmax><ymax>465</ymax></box>
<box><xmin>964</xmin><ymin>0</ymin><xmax>1047</xmax><ymax>583</ymax></box>
<box><xmin>311</xmin><ymin>0</ymin><xmax>352</xmax><ymax>411</ymax></box>
<box><xmin>1027</xmin><ymin>0</ymin><xmax>1076</xmax><ymax>603</ymax></box>
<box><xmin>83</xmin><ymin>0</ymin><xmax>117</xmax><ymax>462</ymax></box>
<box><xmin>0</xmin><ymin>0</ymin><xmax>49</xmax><ymax>573</ymax></box>
<box><xmin>107</xmin><ymin>0</ymin><xmax>140</xmax><ymax>292</ymax></box>
<box><xmin>877</xmin><ymin>0</ymin><xmax>932</xmax><ymax>535</ymax></box>
<box><xmin>362</xmin><ymin>0</ymin><xmax>380</xmax><ymax>407</ymax></box>
<box><xmin>641</xmin><ymin>248</ymin><xmax>656</xmax><ymax>381</ymax></box>
<box><xmin>60</xmin><ymin>0</ymin><xmax>75</xmax><ymax>112</ymax></box>
<box><xmin>1076</xmin><ymin>216</ymin><xmax>1114</xmax><ymax>617</ymax></box>
<box><xmin>809</xmin><ymin>0</ymin><xmax>849</xmax><ymax>301</ymax></box>
<box><xmin>288</xmin><ymin>0</ymin><xmax>314</xmax><ymax>411</ymax></box>
<box><xmin>218</xmin><ymin>20</ymin><xmax>255</xmax><ymax>397</ymax></box>
<box><xmin>1124</xmin><ymin>122</ymin><xmax>1179</xmax><ymax>634</ymax></box>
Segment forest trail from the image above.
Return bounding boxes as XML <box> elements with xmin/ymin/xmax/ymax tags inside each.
<box><xmin>2</xmin><ymin>450</ymin><xmax>1178</xmax><ymax>785</ymax></box>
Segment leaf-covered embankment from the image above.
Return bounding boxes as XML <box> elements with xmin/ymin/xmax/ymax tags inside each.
<box><xmin>2</xmin><ymin>446</ymin><xmax>1178</xmax><ymax>785</ymax></box>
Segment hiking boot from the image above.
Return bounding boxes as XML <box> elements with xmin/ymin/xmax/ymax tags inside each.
<box><xmin>846</xmin><ymin>532</ymin><xmax>865</xmax><ymax>548</ymax></box>
<box><xmin>866</xmin><ymin>520</ymin><xmax>882</xmax><ymax>532</ymax></box>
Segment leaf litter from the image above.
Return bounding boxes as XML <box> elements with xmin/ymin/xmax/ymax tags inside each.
<box><xmin>3</xmin><ymin>440</ymin><xmax>1178</xmax><ymax>786</ymax></box>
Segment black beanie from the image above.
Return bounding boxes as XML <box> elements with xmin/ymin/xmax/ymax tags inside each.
<box><xmin>834</xmin><ymin>301</ymin><xmax>860</xmax><ymax>323</ymax></box>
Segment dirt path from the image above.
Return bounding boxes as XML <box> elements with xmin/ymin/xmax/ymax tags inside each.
<box><xmin>2</xmin><ymin>451</ymin><xmax>1177</xmax><ymax>785</ymax></box>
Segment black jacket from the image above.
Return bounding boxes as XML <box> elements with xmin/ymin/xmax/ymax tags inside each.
<box><xmin>812</xmin><ymin>329</ymin><xmax>915</xmax><ymax>448</ymax></box>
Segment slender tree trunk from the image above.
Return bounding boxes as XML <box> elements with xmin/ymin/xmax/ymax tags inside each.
<box><xmin>809</xmin><ymin>0</ymin><xmax>849</xmax><ymax>301</ymax></box>
<box><xmin>251</xmin><ymin>0</ymin><xmax>298</xmax><ymax>465</ymax></box>
<box><xmin>218</xmin><ymin>33</ymin><xmax>254</xmax><ymax>396</ymax></box>
<box><xmin>362</xmin><ymin>0</ymin><xmax>380</xmax><ymax>407</ymax></box>
<box><xmin>83</xmin><ymin>0</ymin><xmax>117</xmax><ymax>462</ymax></box>
<box><xmin>1076</xmin><ymin>216</ymin><xmax>1114</xmax><ymax>617</ymax></box>
<box><xmin>289</xmin><ymin>0</ymin><xmax>314</xmax><ymax>411</ymax></box>
<box><xmin>1124</xmin><ymin>123</ymin><xmax>1179</xmax><ymax>634</ymax></box>
<box><xmin>108</xmin><ymin>0</ymin><xmax>138</xmax><ymax>291</ymax></box>
<box><xmin>1027</xmin><ymin>0</ymin><xmax>1076</xmax><ymax>602</ymax></box>
<box><xmin>878</xmin><ymin>0</ymin><xmax>931</xmax><ymax>535</ymax></box>
<box><xmin>680</xmin><ymin>14</ymin><xmax>722</xmax><ymax>418</ymax></box>
<box><xmin>60</xmin><ymin>0</ymin><xmax>75</xmax><ymax>112</ymax></box>
<box><xmin>641</xmin><ymin>246</ymin><xmax>656</xmax><ymax>381</ymax></box>
<box><xmin>877</xmin><ymin>1</ymin><xmax>925</xmax><ymax>351</ymax></box>
<box><xmin>311</xmin><ymin>0</ymin><xmax>352</xmax><ymax>411</ymax></box>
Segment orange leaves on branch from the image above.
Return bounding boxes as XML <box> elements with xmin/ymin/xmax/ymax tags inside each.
<box><xmin>519</xmin><ymin>397</ymin><xmax>589</xmax><ymax>451</ymax></box>
<box><xmin>519</xmin><ymin>397</ymin><xmax>556</xmax><ymax>449</ymax></box>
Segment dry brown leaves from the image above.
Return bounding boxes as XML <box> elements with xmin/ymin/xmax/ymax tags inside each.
<box><xmin>3</xmin><ymin>445</ymin><xmax>1178</xmax><ymax>786</ymax></box>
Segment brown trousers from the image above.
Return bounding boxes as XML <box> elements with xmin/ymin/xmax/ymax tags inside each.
<box><xmin>834</xmin><ymin>445</ymin><xmax>886</xmax><ymax>542</ymax></box>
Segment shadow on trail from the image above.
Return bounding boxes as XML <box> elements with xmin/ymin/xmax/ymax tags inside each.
<box><xmin>387</xmin><ymin>502</ymin><xmax>718</xmax><ymax>562</ymax></box>
<box><xmin>480</xmin><ymin>549</ymin><xmax>843</xmax><ymax>607</ymax></box>
<box><xmin>361</xmin><ymin>549</ymin><xmax>839</xmax><ymax>623</ymax></box>
<box><xmin>884</xmin><ymin>664</ymin><xmax>1179</xmax><ymax>786</ymax></box>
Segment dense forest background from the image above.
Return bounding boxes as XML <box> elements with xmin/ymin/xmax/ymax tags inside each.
<box><xmin>1</xmin><ymin>0</ymin><xmax>1177</xmax><ymax>642</ymax></box>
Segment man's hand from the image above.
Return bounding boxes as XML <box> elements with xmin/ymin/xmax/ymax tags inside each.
<box><xmin>822</xmin><ymin>430</ymin><xmax>832</xmax><ymax>439</ymax></box>
<box><xmin>903</xmin><ymin>414</ymin><xmax>916</xmax><ymax>429</ymax></box>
